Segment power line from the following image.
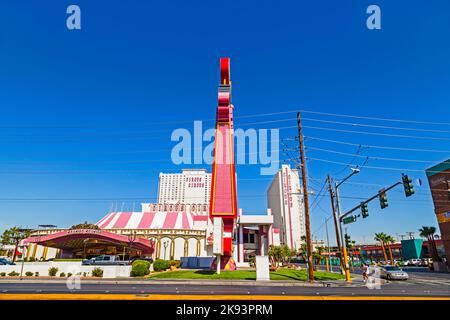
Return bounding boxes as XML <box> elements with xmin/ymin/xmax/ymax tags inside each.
<box><xmin>298</xmin><ymin>109</ymin><xmax>450</xmax><ymax>127</ymax></box>
<box><xmin>305</xmin><ymin>146</ymin><xmax>450</xmax><ymax>165</ymax></box>
<box><xmin>306</xmin><ymin>156</ymin><xmax>443</xmax><ymax>174</ymax></box>
<box><xmin>300</xmin><ymin>125</ymin><xmax>450</xmax><ymax>142</ymax></box>
<box><xmin>301</xmin><ymin>117</ymin><xmax>450</xmax><ymax>134</ymax></box>
<box><xmin>306</xmin><ymin>136</ymin><xmax>450</xmax><ymax>153</ymax></box>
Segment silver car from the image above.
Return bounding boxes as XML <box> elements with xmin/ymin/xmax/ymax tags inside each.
<box><xmin>380</xmin><ymin>265</ymin><xmax>409</xmax><ymax>280</ymax></box>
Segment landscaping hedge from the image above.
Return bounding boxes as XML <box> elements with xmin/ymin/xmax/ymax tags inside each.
<box><xmin>130</xmin><ymin>260</ymin><xmax>151</xmax><ymax>277</ymax></box>
<box><xmin>91</xmin><ymin>267</ymin><xmax>103</xmax><ymax>277</ymax></box>
<box><xmin>153</xmin><ymin>259</ymin><xmax>170</xmax><ymax>272</ymax></box>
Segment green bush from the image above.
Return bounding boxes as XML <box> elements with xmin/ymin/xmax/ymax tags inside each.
<box><xmin>130</xmin><ymin>260</ymin><xmax>151</xmax><ymax>277</ymax></box>
<box><xmin>35</xmin><ymin>272</ymin><xmax>39</xmax><ymax>277</ymax></box>
<box><xmin>25</xmin><ymin>271</ymin><xmax>34</xmax><ymax>277</ymax></box>
<box><xmin>48</xmin><ymin>267</ymin><xmax>58</xmax><ymax>276</ymax></box>
<box><xmin>248</xmin><ymin>255</ymin><xmax>256</xmax><ymax>268</ymax></box>
<box><xmin>59</xmin><ymin>272</ymin><xmax>66</xmax><ymax>277</ymax></box>
<box><xmin>169</xmin><ymin>260</ymin><xmax>181</xmax><ymax>268</ymax></box>
<box><xmin>91</xmin><ymin>267</ymin><xmax>103</xmax><ymax>278</ymax></box>
<box><xmin>67</xmin><ymin>273</ymin><xmax>73</xmax><ymax>277</ymax></box>
<box><xmin>8</xmin><ymin>271</ymin><xmax>19</xmax><ymax>277</ymax></box>
<box><xmin>153</xmin><ymin>259</ymin><xmax>170</xmax><ymax>272</ymax></box>
<box><xmin>0</xmin><ymin>272</ymin><xmax>6</xmax><ymax>277</ymax></box>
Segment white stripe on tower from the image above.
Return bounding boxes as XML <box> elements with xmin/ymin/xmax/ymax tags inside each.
<box><xmin>174</xmin><ymin>212</ymin><xmax>183</xmax><ymax>229</ymax></box>
<box><xmin>152</xmin><ymin>211</ymin><xmax>166</xmax><ymax>229</ymax></box>
<box><xmin>95</xmin><ymin>212</ymin><xmax>112</xmax><ymax>226</ymax></box>
<box><xmin>104</xmin><ymin>212</ymin><xmax>121</xmax><ymax>229</ymax></box>
<box><xmin>125</xmin><ymin>211</ymin><xmax>144</xmax><ymax>229</ymax></box>
<box><xmin>186</xmin><ymin>212</ymin><xmax>194</xmax><ymax>229</ymax></box>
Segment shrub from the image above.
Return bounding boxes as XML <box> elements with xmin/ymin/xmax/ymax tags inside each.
<box><xmin>8</xmin><ymin>271</ymin><xmax>19</xmax><ymax>277</ymax></box>
<box><xmin>35</xmin><ymin>272</ymin><xmax>39</xmax><ymax>277</ymax></box>
<box><xmin>248</xmin><ymin>255</ymin><xmax>256</xmax><ymax>268</ymax></box>
<box><xmin>91</xmin><ymin>268</ymin><xmax>103</xmax><ymax>278</ymax></box>
<box><xmin>25</xmin><ymin>271</ymin><xmax>34</xmax><ymax>277</ymax></box>
<box><xmin>0</xmin><ymin>272</ymin><xmax>6</xmax><ymax>277</ymax></box>
<box><xmin>130</xmin><ymin>260</ymin><xmax>150</xmax><ymax>277</ymax></box>
<box><xmin>67</xmin><ymin>273</ymin><xmax>73</xmax><ymax>277</ymax></box>
<box><xmin>83</xmin><ymin>272</ymin><xmax>87</xmax><ymax>277</ymax></box>
<box><xmin>59</xmin><ymin>272</ymin><xmax>66</xmax><ymax>277</ymax></box>
<box><xmin>169</xmin><ymin>260</ymin><xmax>181</xmax><ymax>268</ymax></box>
<box><xmin>153</xmin><ymin>259</ymin><xmax>170</xmax><ymax>272</ymax></box>
<box><xmin>48</xmin><ymin>267</ymin><xmax>58</xmax><ymax>276</ymax></box>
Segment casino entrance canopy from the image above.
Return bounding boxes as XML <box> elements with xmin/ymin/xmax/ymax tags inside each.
<box><xmin>23</xmin><ymin>229</ymin><xmax>154</xmax><ymax>259</ymax></box>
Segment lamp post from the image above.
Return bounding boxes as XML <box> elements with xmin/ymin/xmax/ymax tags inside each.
<box><xmin>163</xmin><ymin>241</ymin><xmax>169</xmax><ymax>260</ymax></box>
<box><xmin>128</xmin><ymin>231</ymin><xmax>137</xmax><ymax>262</ymax></box>
<box><xmin>335</xmin><ymin>168</ymin><xmax>360</xmax><ymax>283</ymax></box>
<box><xmin>19</xmin><ymin>244</ymin><xmax>26</xmax><ymax>280</ymax></box>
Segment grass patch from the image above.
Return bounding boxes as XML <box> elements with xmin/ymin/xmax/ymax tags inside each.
<box><xmin>53</xmin><ymin>259</ymin><xmax>83</xmax><ymax>262</ymax></box>
<box><xmin>148</xmin><ymin>268</ymin><xmax>346</xmax><ymax>281</ymax></box>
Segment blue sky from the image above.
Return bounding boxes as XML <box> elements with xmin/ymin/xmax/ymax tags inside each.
<box><xmin>0</xmin><ymin>1</ymin><xmax>449</xmax><ymax>245</ymax></box>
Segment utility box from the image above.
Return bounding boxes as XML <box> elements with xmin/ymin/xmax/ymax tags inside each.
<box><xmin>213</xmin><ymin>217</ymin><xmax>223</xmax><ymax>255</ymax></box>
<box><xmin>256</xmin><ymin>255</ymin><xmax>270</xmax><ymax>281</ymax></box>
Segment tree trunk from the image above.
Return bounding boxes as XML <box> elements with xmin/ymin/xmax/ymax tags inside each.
<box><xmin>388</xmin><ymin>245</ymin><xmax>394</xmax><ymax>264</ymax></box>
<box><xmin>381</xmin><ymin>243</ymin><xmax>388</xmax><ymax>264</ymax></box>
<box><xmin>12</xmin><ymin>242</ymin><xmax>19</xmax><ymax>263</ymax></box>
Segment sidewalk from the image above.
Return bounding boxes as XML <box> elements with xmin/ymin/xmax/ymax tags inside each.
<box><xmin>0</xmin><ymin>276</ymin><xmax>366</xmax><ymax>287</ymax></box>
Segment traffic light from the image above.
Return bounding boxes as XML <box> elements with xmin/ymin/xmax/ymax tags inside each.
<box><xmin>361</xmin><ymin>202</ymin><xmax>369</xmax><ymax>218</ymax></box>
<box><xmin>343</xmin><ymin>215</ymin><xmax>357</xmax><ymax>225</ymax></box>
<box><xmin>379</xmin><ymin>191</ymin><xmax>388</xmax><ymax>209</ymax></box>
<box><xmin>402</xmin><ymin>174</ymin><xmax>415</xmax><ymax>197</ymax></box>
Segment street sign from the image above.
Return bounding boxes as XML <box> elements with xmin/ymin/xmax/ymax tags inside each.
<box><xmin>343</xmin><ymin>215</ymin><xmax>357</xmax><ymax>225</ymax></box>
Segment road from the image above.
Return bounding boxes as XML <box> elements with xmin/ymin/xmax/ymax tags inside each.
<box><xmin>0</xmin><ymin>275</ymin><xmax>449</xmax><ymax>298</ymax></box>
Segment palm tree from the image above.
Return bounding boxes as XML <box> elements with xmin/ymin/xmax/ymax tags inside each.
<box><xmin>0</xmin><ymin>227</ymin><xmax>31</xmax><ymax>262</ymax></box>
<box><xmin>385</xmin><ymin>235</ymin><xmax>396</xmax><ymax>264</ymax></box>
<box><xmin>313</xmin><ymin>246</ymin><xmax>326</xmax><ymax>270</ymax></box>
<box><xmin>374</xmin><ymin>232</ymin><xmax>389</xmax><ymax>264</ymax></box>
<box><xmin>419</xmin><ymin>226</ymin><xmax>440</xmax><ymax>262</ymax></box>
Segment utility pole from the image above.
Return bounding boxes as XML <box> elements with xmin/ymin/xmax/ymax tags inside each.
<box><xmin>297</xmin><ymin>112</ymin><xmax>314</xmax><ymax>283</ymax></box>
<box><xmin>327</xmin><ymin>175</ymin><xmax>348</xmax><ymax>279</ymax></box>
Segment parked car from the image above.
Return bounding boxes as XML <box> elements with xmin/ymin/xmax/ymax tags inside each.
<box><xmin>131</xmin><ymin>257</ymin><xmax>153</xmax><ymax>264</ymax></box>
<box><xmin>404</xmin><ymin>259</ymin><xmax>421</xmax><ymax>266</ymax></box>
<box><xmin>379</xmin><ymin>265</ymin><xmax>409</xmax><ymax>280</ymax></box>
<box><xmin>0</xmin><ymin>258</ymin><xmax>15</xmax><ymax>265</ymax></box>
<box><xmin>82</xmin><ymin>255</ymin><xmax>129</xmax><ymax>266</ymax></box>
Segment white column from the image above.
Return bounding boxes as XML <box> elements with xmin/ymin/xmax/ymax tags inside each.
<box><xmin>238</xmin><ymin>225</ymin><xmax>244</xmax><ymax>263</ymax></box>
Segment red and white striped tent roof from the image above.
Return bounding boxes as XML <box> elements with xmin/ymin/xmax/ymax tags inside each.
<box><xmin>96</xmin><ymin>211</ymin><xmax>209</xmax><ymax>230</ymax></box>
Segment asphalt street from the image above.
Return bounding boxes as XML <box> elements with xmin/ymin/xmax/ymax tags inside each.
<box><xmin>0</xmin><ymin>276</ymin><xmax>449</xmax><ymax>297</ymax></box>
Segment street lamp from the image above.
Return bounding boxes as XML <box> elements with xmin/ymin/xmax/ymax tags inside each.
<box><xmin>19</xmin><ymin>244</ymin><xmax>26</xmax><ymax>280</ymax></box>
<box><xmin>335</xmin><ymin>168</ymin><xmax>360</xmax><ymax>283</ymax></box>
<box><xmin>163</xmin><ymin>241</ymin><xmax>169</xmax><ymax>260</ymax></box>
<box><xmin>128</xmin><ymin>231</ymin><xmax>137</xmax><ymax>262</ymax></box>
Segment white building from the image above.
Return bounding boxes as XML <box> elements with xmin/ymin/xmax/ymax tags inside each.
<box><xmin>157</xmin><ymin>169</ymin><xmax>211</xmax><ymax>206</ymax></box>
<box><xmin>267</xmin><ymin>164</ymin><xmax>306</xmax><ymax>250</ymax></box>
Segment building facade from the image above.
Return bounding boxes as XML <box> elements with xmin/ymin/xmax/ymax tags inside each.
<box><xmin>157</xmin><ymin>169</ymin><xmax>211</xmax><ymax>206</ymax></box>
<box><xmin>267</xmin><ymin>164</ymin><xmax>306</xmax><ymax>250</ymax></box>
<box><xmin>426</xmin><ymin>159</ymin><xmax>450</xmax><ymax>266</ymax></box>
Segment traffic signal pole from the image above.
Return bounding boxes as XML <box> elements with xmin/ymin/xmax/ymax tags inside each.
<box><xmin>334</xmin><ymin>182</ymin><xmax>351</xmax><ymax>283</ymax></box>
<box><xmin>339</xmin><ymin>181</ymin><xmax>402</xmax><ymax>220</ymax></box>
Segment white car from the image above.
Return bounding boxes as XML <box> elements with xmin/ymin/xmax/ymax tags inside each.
<box><xmin>405</xmin><ymin>259</ymin><xmax>421</xmax><ymax>266</ymax></box>
<box><xmin>380</xmin><ymin>265</ymin><xmax>409</xmax><ymax>280</ymax></box>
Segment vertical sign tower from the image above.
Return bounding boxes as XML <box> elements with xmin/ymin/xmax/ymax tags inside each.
<box><xmin>210</xmin><ymin>57</ymin><xmax>237</xmax><ymax>270</ymax></box>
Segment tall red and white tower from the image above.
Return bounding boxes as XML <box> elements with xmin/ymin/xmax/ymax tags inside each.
<box><xmin>209</xmin><ymin>57</ymin><xmax>238</xmax><ymax>269</ymax></box>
